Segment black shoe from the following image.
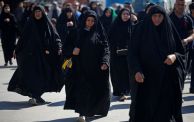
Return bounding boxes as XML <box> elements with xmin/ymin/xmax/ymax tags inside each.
<box><xmin>190</xmin><ymin>88</ymin><xmax>194</xmax><ymax>94</ymax></box>
<box><xmin>28</xmin><ymin>98</ymin><xmax>38</xmax><ymax>105</ymax></box>
<box><xmin>36</xmin><ymin>97</ymin><xmax>46</xmax><ymax>104</ymax></box>
<box><xmin>9</xmin><ymin>60</ymin><xmax>13</xmax><ymax>65</ymax></box>
<box><xmin>4</xmin><ymin>63</ymin><xmax>8</xmax><ymax>66</ymax></box>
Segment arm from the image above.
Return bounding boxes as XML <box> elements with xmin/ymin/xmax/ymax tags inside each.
<box><xmin>128</xmin><ymin>22</ymin><xmax>144</xmax><ymax>82</ymax></box>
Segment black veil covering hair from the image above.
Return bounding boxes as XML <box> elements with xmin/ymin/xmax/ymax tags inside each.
<box><xmin>143</xmin><ymin>5</ymin><xmax>183</xmax><ymax>60</ymax></box>
<box><xmin>76</xmin><ymin>10</ymin><xmax>108</xmax><ymax>48</ymax></box>
<box><xmin>0</xmin><ymin>4</ymin><xmax>11</xmax><ymax>18</ymax></box>
<box><xmin>57</xmin><ymin>7</ymin><xmax>78</xmax><ymax>28</ymax></box>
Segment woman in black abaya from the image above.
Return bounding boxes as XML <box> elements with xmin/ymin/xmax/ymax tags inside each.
<box><xmin>100</xmin><ymin>7</ymin><xmax>117</xmax><ymax>35</ymax></box>
<box><xmin>128</xmin><ymin>5</ymin><xmax>185</xmax><ymax>122</ymax></box>
<box><xmin>8</xmin><ymin>5</ymin><xmax>63</xmax><ymax>105</ymax></box>
<box><xmin>109</xmin><ymin>8</ymin><xmax>133</xmax><ymax>101</ymax></box>
<box><xmin>56</xmin><ymin>7</ymin><xmax>78</xmax><ymax>58</ymax></box>
<box><xmin>64</xmin><ymin>10</ymin><xmax>110</xmax><ymax>122</ymax></box>
<box><xmin>0</xmin><ymin>4</ymin><xmax>17</xmax><ymax>66</ymax></box>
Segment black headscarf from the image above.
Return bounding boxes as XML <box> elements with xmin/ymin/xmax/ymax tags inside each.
<box><xmin>114</xmin><ymin>8</ymin><xmax>131</xmax><ymax>25</ymax></box>
<box><xmin>189</xmin><ymin>2</ymin><xmax>194</xmax><ymax>13</ymax></box>
<box><xmin>57</xmin><ymin>7</ymin><xmax>77</xmax><ymax>29</ymax></box>
<box><xmin>0</xmin><ymin>4</ymin><xmax>11</xmax><ymax>18</ymax></box>
<box><xmin>100</xmin><ymin>8</ymin><xmax>113</xmax><ymax>25</ymax></box>
<box><xmin>28</xmin><ymin>5</ymin><xmax>61</xmax><ymax>52</ymax></box>
<box><xmin>112</xmin><ymin>8</ymin><xmax>132</xmax><ymax>42</ymax></box>
<box><xmin>145</xmin><ymin>3</ymin><xmax>156</xmax><ymax>13</ymax></box>
<box><xmin>142</xmin><ymin>5</ymin><xmax>179</xmax><ymax>60</ymax></box>
<box><xmin>80</xmin><ymin>10</ymin><xmax>98</xmax><ymax>31</ymax></box>
<box><xmin>76</xmin><ymin>10</ymin><xmax>107</xmax><ymax>48</ymax></box>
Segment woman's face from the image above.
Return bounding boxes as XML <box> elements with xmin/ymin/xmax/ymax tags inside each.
<box><xmin>34</xmin><ymin>10</ymin><xmax>43</xmax><ymax>20</ymax></box>
<box><xmin>85</xmin><ymin>16</ymin><xmax>95</xmax><ymax>29</ymax></box>
<box><xmin>121</xmin><ymin>10</ymin><xmax>130</xmax><ymax>22</ymax></box>
<box><xmin>4</xmin><ymin>6</ymin><xmax>10</xmax><ymax>13</ymax></box>
<box><xmin>105</xmin><ymin>9</ymin><xmax>111</xmax><ymax>17</ymax></box>
<box><xmin>151</xmin><ymin>13</ymin><xmax>164</xmax><ymax>26</ymax></box>
<box><xmin>66</xmin><ymin>11</ymin><xmax>73</xmax><ymax>19</ymax></box>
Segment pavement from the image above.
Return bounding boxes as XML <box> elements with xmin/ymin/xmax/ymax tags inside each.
<box><xmin>0</xmin><ymin>44</ymin><xmax>194</xmax><ymax>122</ymax></box>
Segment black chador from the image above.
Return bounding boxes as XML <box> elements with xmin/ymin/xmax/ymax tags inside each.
<box><xmin>8</xmin><ymin>5</ymin><xmax>63</xmax><ymax>104</ymax></box>
<box><xmin>0</xmin><ymin>4</ymin><xmax>17</xmax><ymax>66</ymax></box>
<box><xmin>109</xmin><ymin>8</ymin><xmax>132</xmax><ymax>99</ymax></box>
<box><xmin>56</xmin><ymin>7</ymin><xmax>78</xmax><ymax>58</ymax></box>
<box><xmin>128</xmin><ymin>6</ymin><xmax>185</xmax><ymax>122</ymax></box>
<box><xmin>64</xmin><ymin>10</ymin><xmax>111</xmax><ymax>118</ymax></box>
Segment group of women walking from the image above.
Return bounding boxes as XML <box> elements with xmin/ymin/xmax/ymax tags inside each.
<box><xmin>0</xmin><ymin>1</ymin><xmax>186</xmax><ymax>122</ymax></box>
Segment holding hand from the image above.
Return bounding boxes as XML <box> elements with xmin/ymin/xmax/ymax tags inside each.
<box><xmin>4</xmin><ymin>18</ymin><xmax>10</xmax><ymax>22</ymax></box>
<box><xmin>73</xmin><ymin>48</ymin><xmax>80</xmax><ymax>55</ymax></box>
<box><xmin>135</xmin><ymin>72</ymin><xmax>144</xmax><ymax>83</ymax></box>
<box><xmin>13</xmin><ymin>50</ymin><xmax>16</xmax><ymax>59</ymax></box>
<box><xmin>101</xmin><ymin>64</ymin><xmax>108</xmax><ymax>70</ymax></box>
<box><xmin>45</xmin><ymin>50</ymin><xmax>50</xmax><ymax>55</ymax></box>
<box><xmin>58</xmin><ymin>49</ymin><xmax>62</xmax><ymax>55</ymax></box>
<box><xmin>164</xmin><ymin>54</ymin><xmax>176</xmax><ymax>65</ymax></box>
<box><xmin>182</xmin><ymin>39</ymin><xmax>188</xmax><ymax>46</ymax></box>
<box><xmin>67</xmin><ymin>21</ymin><xmax>74</xmax><ymax>27</ymax></box>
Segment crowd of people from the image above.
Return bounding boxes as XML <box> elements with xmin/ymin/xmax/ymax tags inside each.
<box><xmin>0</xmin><ymin>0</ymin><xmax>194</xmax><ymax>122</ymax></box>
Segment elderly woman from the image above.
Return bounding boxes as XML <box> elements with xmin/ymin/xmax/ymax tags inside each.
<box><xmin>128</xmin><ymin>5</ymin><xmax>185</xmax><ymax>122</ymax></box>
<box><xmin>8</xmin><ymin>5</ymin><xmax>63</xmax><ymax>105</ymax></box>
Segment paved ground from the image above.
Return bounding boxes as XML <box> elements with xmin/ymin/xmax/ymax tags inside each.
<box><xmin>0</xmin><ymin>44</ymin><xmax>194</xmax><ymax>122</ymax></box>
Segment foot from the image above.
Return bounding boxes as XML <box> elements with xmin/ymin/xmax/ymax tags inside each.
<box><xmin>190</xmin><ymin>88</ymin><xmax>194</xmax><ymax>94</ymax></box>
<box><xmin>76</xmin><ymin>116</ymin><xmax>85</xmax><ymax>122</ymax></box>
<box><xmin>28</xmin><ymin>98</ymin><xmax>38</xmax><ymax>105</ymax></box>
<box><xmin>4</xmin><ymin>63</ymin><xmax>8</xmax><ymax>66</ymax></box>
<box><xmin>9</xmin><ymin>60</ymin><xmax>13</xmax><ymax>65</ymax></box>
<box><xmin>119</xmin><ymin>95</ymin><xmax>128</xmax><ymax>101</ymax></box>
<box><xmin>36</xmin><ymin>97</ymin><xmax>46</xmax><ymax>104</ymax></box>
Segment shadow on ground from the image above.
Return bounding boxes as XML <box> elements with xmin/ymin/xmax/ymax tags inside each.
<box><xmin>182</xmin><ymin>105</ymin><xmax>194</xmax><ymax>114</ymax></box>
<box><xmin>36</xmin><ymin>117</ymin><xmax>77</xmax><ymax>122</ymax></box>
<box><xmin>47</xmin><ymin>101</ymin><xmax>65</xmax><ymax>107</ymax></box>
<box><xmin>0</xmin><ymin>101</ymin><xmax>33</xmax><ymax>110</ymax></box>
<box><xmin>0</xmin><ymin>65</ymin><xmax>17</xmax><ymax>69</ymax></box>
<box><xmin>183</xmin><ymin>95</ymin><xmax>194</xmax><ymax>102</ymax></box>
<box><xmin>109</xmin><ymin>103</ymin><xmax>130</xmax><ymax>111</ymax></box>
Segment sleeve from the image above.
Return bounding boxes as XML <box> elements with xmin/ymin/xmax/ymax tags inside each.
<box><xmin>187</xmin><ymin>15</ymin><xmax>193</xmax><ymax>31</ymax></box>
<box><xmin>52</xmin><ymin>25</ymin><xmax>62</xmax><ymax>51</ymax></box>
<box><xmin>172</xmin><ymin>24</ymin><xmax>186</xmax><ymax>85</ymax></box>
<box><xmin>128</xmin><ymin>22</ymin><xmax>143</xmax><ymax>79</ymax></box>
<box><xmin>98</xmin><ymin>22</ymin><xmax>110</xmax><ymax>66</ymax></box>
<box><xmin>15</xmin><ymin>20</ymin><xmax>31</xmax><ymax>54</ymax></box>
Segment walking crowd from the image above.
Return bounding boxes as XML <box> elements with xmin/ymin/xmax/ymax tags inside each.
<box><xmin>0</xmin><ymin>0</ymin><xmax>194</xmax><ymax>122</ymax></box>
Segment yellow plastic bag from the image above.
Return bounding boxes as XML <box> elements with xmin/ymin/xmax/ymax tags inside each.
<box><xmin>62</xmin><ymin>58</ymin><xmax>72</xmax><ymax>70</ymax></box>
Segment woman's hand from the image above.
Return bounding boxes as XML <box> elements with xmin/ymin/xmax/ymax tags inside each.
<box><xmin>73</xmin><ymin>48</ymin><xmax>80</xmax><ymax>55</ymax></box>
<box><xmin>164</xmin><ymin>54</ymin><xmax>176</xmax><ymax>65</ymax></box>
<box><xmin>101</xmin><ymin>64</ymin><xmax>108</xmax><ymax>70</ymax></box>
<box><xmin>4</xmin><ymin>18</ymin><xmax>10</xmax><ymax>22</ymax></box>
<box><xmin>135</xmin><ymin>72</ymin><xmax>144</xmax><ymax>83</ymax></box>
<box><xmin>67</xmin><ymin>21</ymin><xmax>74</xmax><ymax>27</ymax></box>
<box><xmin>13</xmin><ymin>50</ymin><xmax>16</xmax><ymax>59</ymax></box>
<box><xmin>45</xmin><ymin>50</ymin><xmax>50</xmax><ymax>55</ymax></box>
<box><xmin>58</xmin><ymin>49</ymin><xmax>62</xmax><ymax>55</ymax></box>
